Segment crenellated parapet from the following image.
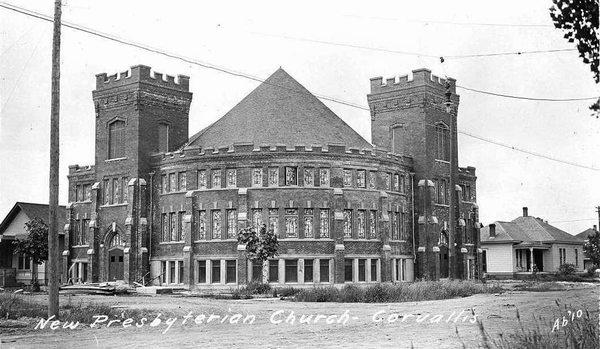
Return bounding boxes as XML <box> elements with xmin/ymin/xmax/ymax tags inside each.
<box><xmin>458</xmin><ymin>166</ymin><xmax>476</xmax><ymax>178</ymax></box>
<box><xmin>95</xmin><ymin>65</ymin><xmax>189</xmax><ymax>92</ymax></box>
<box><xmin>68</xmin><ymin>164</ymin><xmax>95</xmax><ymax>176</ymax></box>
<box><xmin>369</xmin><ymin>68</ymin><xmax>456</xmax><ymax>95</ymax></box>
<box><xmin>150</xmin><ymin>142</ymin><xmax>414</xmax><ymax>168</ymax></box>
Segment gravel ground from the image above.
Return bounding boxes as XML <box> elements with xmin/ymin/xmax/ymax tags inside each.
<box><xmin>0</xmin><ymin>282</ymin><xmax>597</xmax><ymax>348</ymax></box>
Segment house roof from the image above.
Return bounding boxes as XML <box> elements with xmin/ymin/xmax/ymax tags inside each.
<box><xmin>0</xmin><ymin>202</ymin><xmax>67</xmax><ymax>236</ymax></box>
<box><xmin>481</xmin><ymin>215</ymin><xmax>582</xmax><ymax>245</ymax></box>
<box><xmin>186</xmin><ymin>68</ymin><xmax>372</xmax><ymax>150</ymax></box>
<box><xmin>575</xmin><ymin>228</ymin><xmax>598</xmax><ymax>241</ymax></box>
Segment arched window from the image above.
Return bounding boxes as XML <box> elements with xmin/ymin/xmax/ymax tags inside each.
<box><xmin>157</xmin><ymin>123</ymin><xmax>170</xmax><ymax>153</ymax></box>
<box><xmin>109</xmin><ymin>233</ymin><xmax>122</xmax><ymax>248</ymax></box>
<box><xmin>435</xmin><ymin>123</ymin><xmax>450</xmax><ymax>161</ymax></box>
<box><xmin>108</xmin><ymin>120</ymin><xmax>125</xmax><ymax>159</ymax></box>
<box><xmin>439</xmin><ymin>230</ymin><xmax>449</xmax><ymax>246</ymax></box>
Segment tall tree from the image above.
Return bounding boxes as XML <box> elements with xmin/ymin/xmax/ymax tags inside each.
<box><xmin>238</xmin><ymin>224</ymin><xmax>278</xmax><ymax>282</ymax></box>
<box><xmin>583</xmin><ymin>230</ymin><xmax>600</xmax><ymax>267</ymax></box>
<box><xmin>12</xmin><ymin>218</ymin><xmax>49</xmax><ymax>290</ymax></box>
<box><xmin>550</xmin><ymin>0</ymin><xmax>600</xmax><ymax>116</ymax></box>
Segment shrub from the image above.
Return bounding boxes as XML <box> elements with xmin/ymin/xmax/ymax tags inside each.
<box><xmin>275</xmin><ymin>287</ymin><xmax>299</xmax><ymax>298</ymax></box>
<box><xmin>557</xmin><ymin>263</ymin><xmax>577</xmax><ymax>276</ymax></box>
<box><xmin>340</xmin><ymin>284</ymin><xmax>364</xmax><ymax>302</ymax></box>
<box><xmin>243</xmin><ymin>281</ymin><xmax>272</xmax><ymax>295</ymax></box>
<box><xmin>586</xmin><ymin>266</ymin><xmax>598</xmax><ymax>277</ymax></box>
<box><xmin>293</xmin><ymin>280</ymin><xmax>502</xmax><ymax>303</ymax></box>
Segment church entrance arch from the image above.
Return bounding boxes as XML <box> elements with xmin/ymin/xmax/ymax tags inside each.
<box><xmin>107</xmin><ymin>232</ymin><xmax>124</xmax><ymax>281</ymax></box>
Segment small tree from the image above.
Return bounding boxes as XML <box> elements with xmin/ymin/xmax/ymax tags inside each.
<box><xmin>583</xmin><ymin>229</ymin><xmax>600</xmax><ymax>267</ymax></box>
<box><xmin>12</xmin><ymin>218</ymin><xmax>49</xmax><ymax>290</ymax></box>
<box><xmin>238</xmin><ymin>223</ymin><xmax>278</xmax><ymax>283</ymax></box>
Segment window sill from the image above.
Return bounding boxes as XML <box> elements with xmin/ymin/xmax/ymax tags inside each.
<box><xmin>193</xmin><ymin>239</ymin><xmax>237</xmax><ymax>243</ymax></box>
<box><xmin>343</xmin><ymin>239</ymin><xmax>380</xmax><ymax>242</ymax></box>
<box><xmin>434</xmin><ymin>203</ymin><xmax>450</xmax><ymax>208</ymax></box>
<box><xmin>73</xmin><ymin>200</ymin><xmax>92</xmax><ymax>204</ymax></box>
<box><xmin>158</xmin><ymin>241</ymin><xmax>185</xmax><ymax>245</ymax></box>
<box><xmin>72</xmin><ymin>245</ymin><xmax>90</xmax><ymax>248</ymax></box>
<box><xmin>277</xmin><ymin>238</ymin><xmax>335</xmax><ymax>242</ymax></box>
<box><xmin>434</xmin><ymin>159</ymin><xmax>450</xmax><ymax>164</ymax></box>
<box><xmin>105</xmin><ymin>157</ymin><xmax>127</xmax><ymax>162</ymax></box>
<box><xmin>160</xmin><ymin>191</ymin><xmax>188</xmax><ymax>195</ymax></box>
<box><xmin>100</xmin><ymin>203</ymin><xmax>128</xmax><ymax>208</ymax></box>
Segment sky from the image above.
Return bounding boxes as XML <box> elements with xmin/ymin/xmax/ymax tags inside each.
<box><xmin>0</xmin><ymin>0</ymin><xmax>599</xmax><ymax>234</ymax></box>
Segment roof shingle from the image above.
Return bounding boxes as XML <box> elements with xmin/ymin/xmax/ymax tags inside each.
<box><xmin>187</xmin><ymin>68</ymin><xmax>372</xmax><ymax>150</ymax></box>
<box><xmin>481</xmin><ymin>216</ymin><xmax>581</xmax><ymax>244</ymax></box>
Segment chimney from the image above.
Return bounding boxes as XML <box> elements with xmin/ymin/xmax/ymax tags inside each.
<box><xmin>522</xmin><ymin>207</ymin><xmax>528</xmax><ymax>217</ymax></box>
<box><xmin>489</xmin><ymin>224</ymin><xmax>496</xmax><ymax>237</ymax></box>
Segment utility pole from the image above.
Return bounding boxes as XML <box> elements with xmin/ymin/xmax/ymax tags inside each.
<box><xmin>48</xmin><ymin>0</ymin><xmax>62</xmax><ymax>318</ymax></box>
<box><xmin>596</xmin><ymin>206</ymin><xmax>600</xmax><ymax>231</ymax></box>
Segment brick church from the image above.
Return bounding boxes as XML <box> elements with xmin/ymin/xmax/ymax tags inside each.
<box><xmin>64</xmin><ymin>65</ymin><xmax>481</xmax><ymax>288</ymax></box>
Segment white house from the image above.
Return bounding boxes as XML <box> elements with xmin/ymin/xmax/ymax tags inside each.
<box><xmin>0</xmin><ymin>202</ymin><xmax>66</xmax><ymax>286</ymax></box>
<box><xmin>480</xmin><ymin>207</ymin><xmax>584</xmax><ymax>278</ymax></box>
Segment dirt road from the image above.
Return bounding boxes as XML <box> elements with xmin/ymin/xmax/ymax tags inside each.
<box><xmin>0</xmin><ymin>285</ymin><xmax>597</xmax><ymax>348</ymax></box>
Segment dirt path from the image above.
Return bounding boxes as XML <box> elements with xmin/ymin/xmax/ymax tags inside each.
<box><xmin>1</xmin><ymin>286</ymin><xmax>597</xmax><ymax>348</ymax></box>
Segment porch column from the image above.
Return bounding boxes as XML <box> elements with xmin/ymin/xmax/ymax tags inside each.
<box><xmin>529</xmin><ymin>247</ymin><xmax>534</xmax><ymax>271</ymax></box>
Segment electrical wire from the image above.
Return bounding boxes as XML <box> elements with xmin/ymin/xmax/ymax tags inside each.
<box><xmin>1</xmin><ymin>1</ymin><xmax>598</xmax><ymax>172</ymax></box>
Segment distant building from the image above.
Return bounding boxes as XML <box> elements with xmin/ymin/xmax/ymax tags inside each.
<box><xmin>480</xmin><ymin>207</ymin><xmax>584</xmax><ymax>278</ymax></box>
<box><xmin>64</xmin><ymin>65</ymin><xmax>481</xmax><ymax>288</ymax></box>
<box><xmin>575</xmin><ymin>225</ymin><xmax>598</xmax><ymax>270</ymax></box>
<box><xmin>0</xmin><ymin>202</ymin><xmax>66</xmax><ymax>286</ymax></box>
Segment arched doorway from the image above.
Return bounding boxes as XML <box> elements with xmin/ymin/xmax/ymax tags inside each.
<box><xmin>439</xmin><ymin>230</ymin><xmax>449</xmax><ymax>279</ymax></box>
<box><xmin>107</xmin><ymin>233</ymin><xmax>124</xmax><ymax>281</ymax></box>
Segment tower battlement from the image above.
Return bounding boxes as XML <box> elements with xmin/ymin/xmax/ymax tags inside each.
<box><xmin>95</xmin><ymin>65</ymin><xmax>190</xmax><ymax>91</ymax></box>
<box><xmin>370</xmin><ymin>68</ymin><xmax>456</xmax><ymax>95</ymax></box>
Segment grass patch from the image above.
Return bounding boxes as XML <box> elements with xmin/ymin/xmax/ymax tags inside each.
<box><xmin>291</xmin><ymin>280</ymin><xmax>503</xmax><ymax>303</ymax></box>
<box><xmin>0</xmin><ymin>292</ymin><xmax>159</xmax><ymax>324</ymax></box>
<box><xmin>467</xmin><ymin>302</ymin><xmax>599</xmax><ymax>349</ymax></box>
<box><xmin>512</xmin><ymin>282</ymin><xmax>567</xmax><ymax>292</ymax></box>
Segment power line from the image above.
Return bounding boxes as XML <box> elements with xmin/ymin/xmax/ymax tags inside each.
<box><xmin>343</xmin><ymin>14</ymin><xmax>555</xmax><ymax>28</ymax></box>
<box><xmin>251</xmin><ymin>30</ymin><xmax>578</xmax><ymax>60</ymax></box>
<box><xmin>2</xmin><ymin>2</ymin><xmax>596</xmax><ymax>103</ymax></box>
<box><xmin>549</xmin><ymin>218</ymin><xmax>597</xmax><ymax>223</ymax></box>
<box><xmin>1</xmin><ymin>1</ymin><xmax>599</xmax><ymax>172</ymax></box>
<box><xmin>459</xmin><ymin>129</ymin><xmax>600</xmax><ymax>171</ymax></box>
<box><xmin>457</xmin><ymin>85</ymin><xmax>597</xmax><ymax>102</ymax></box>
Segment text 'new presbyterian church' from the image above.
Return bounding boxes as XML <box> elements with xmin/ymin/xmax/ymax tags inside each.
<box><xmin>64</xmin><ymin>65</ymin><xmax>481</xmax><ymax>288</ymax></box>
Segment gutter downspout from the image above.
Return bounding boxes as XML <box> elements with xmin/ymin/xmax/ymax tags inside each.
<box><xmin>410</xmin><ymin>172</ymin><xmax>416</xmax><ymax>261</ymax></box>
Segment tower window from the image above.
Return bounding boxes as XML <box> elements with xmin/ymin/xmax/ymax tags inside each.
<box><xmin>285</xmin><ymin>167</ymin><xmax>297</xmax><ymax>186</ymax></box>
<box><xmin>357</xmin><ymin>170</ymin><xmax>366</xmax><ymax>188</ymax></box>
<box><xmin>343</xmin><ymin>169</ymin><xmax>353</xmax><ymax>187</ymax></box>
<box><xmin>158</xmin><ymin>123</ymin><xmax>170</xmax><ymax>153</ymax></box>
<box><xmin>435</xmin><ymin>123</ymin><xmax>450</xmax><ymax>161</ymax></box>
<box><xmin>108</xmin><ymin>120</ymin><xmax>125</xmax><ymax>159</ymax></box>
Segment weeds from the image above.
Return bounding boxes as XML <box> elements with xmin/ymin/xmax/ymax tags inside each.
<box><xmin>0</xmin><ymin>292</ymin><xmax>155</xmax><ymax>324</ymax></box>
<box><xmin>292</xmin><ymin>280</ymin><xmax>503</xmax><ymax>303</ymax></box>
<box><xmin>468</xmin><ymin>302</ymin><xmax>599</xmax><ymax>349</ymax></box>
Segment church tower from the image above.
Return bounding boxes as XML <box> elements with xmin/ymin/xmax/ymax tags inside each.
<box><xmin>367</xmin><ymin>68</ymin><xmax>464</xmax><ymax>280</ymax></box>
<box><xmin>88</xmin><ymin>65</ymin><xmax>192</xmax><ymax>283</ymax></box>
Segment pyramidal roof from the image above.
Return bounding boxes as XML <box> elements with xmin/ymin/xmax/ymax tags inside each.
<box><xmin>480</xmin><ymin>216</ymin><xmax>581</xmax><ymax>244</ymax></box>
<box><xmin>187</xmin><ymin>68</ymin><xmax>372</xmax><ymax>150</ymax></box>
